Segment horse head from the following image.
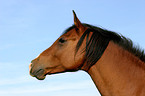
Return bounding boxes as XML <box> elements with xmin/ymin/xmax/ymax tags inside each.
<box><xmin>29</xmin><ymin>11</ymin><xmax>88</xmax><ymax>80</ymax></box>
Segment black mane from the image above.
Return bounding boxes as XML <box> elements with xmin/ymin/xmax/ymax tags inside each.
<box><xmin>63</xmin><ymin>23</ymin><xmax>145</xmax><ymax>70</ymax></box>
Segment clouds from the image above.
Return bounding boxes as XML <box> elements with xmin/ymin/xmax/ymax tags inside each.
<box><xmin>0</xmin><ymin>79</ymin><xmax>94</xmax><ymax>94</ymax></box>
<box><xmin>0</xmin><ymin>61</ymin><xmax>100</xmax><ymax>96</ymax></box>
<box><xmin>0</xmin><ymin>71</ymin><xmax>100</xmax><ymax>96</ymax></box>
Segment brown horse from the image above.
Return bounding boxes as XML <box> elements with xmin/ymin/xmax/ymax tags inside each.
<box><xmin>29</xmin><ymin>11</ymin><xmax>145</xmax><ymax>96</ymax></box>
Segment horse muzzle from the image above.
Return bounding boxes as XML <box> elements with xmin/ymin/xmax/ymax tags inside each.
<box><xmin>29</xmin><ymin>63</ymin><xmax>46</xmax><ymax>80</ymax></box>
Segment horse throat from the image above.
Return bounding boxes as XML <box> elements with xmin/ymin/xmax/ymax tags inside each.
<box><xmin>87</xmin><ymin>41</ymin><xmax>145</xmax><ymax>96</ymax></box>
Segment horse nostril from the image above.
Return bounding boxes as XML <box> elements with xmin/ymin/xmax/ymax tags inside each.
<box><xmin>31</xmin><ymin>58</ymin><xmax>39</xmax><ymax>63</ymax></box>
<box><xmin>31</xmin><ymin>60</ymin><xmax>34</xmax><ymax>63</ymax></box>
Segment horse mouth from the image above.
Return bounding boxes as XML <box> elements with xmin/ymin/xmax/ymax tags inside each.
<box><xmin>29</xmin><ymin>65</ymin><xmax>64</xmax><ymax>80</ymax></box>
<box><xmin>30</xmin><ymin>69</ymin><xmax>46</xmax><ymax>80</ymax></box>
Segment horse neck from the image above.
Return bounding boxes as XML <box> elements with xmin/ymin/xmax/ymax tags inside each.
<box><xmin>87</xmin><ymin>41</ymin><xmax>145</xmax><ymax>96</ymax></box>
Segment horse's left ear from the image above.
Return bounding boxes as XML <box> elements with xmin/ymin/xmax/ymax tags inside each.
<box><xmin>73</xmin><ymin>10</ymin><xmax>85</xmax><ymax>34</ymax></box>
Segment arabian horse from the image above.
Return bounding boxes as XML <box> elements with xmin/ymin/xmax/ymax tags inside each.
<box><xmin>29</xmin><ymin>11</ymin><xmax>145</xmax><ymax>96</ymax></box>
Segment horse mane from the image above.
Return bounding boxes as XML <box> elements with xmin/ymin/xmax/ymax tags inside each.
<box><xmin>63</xmin><ymin>23</ymin><xmax>145</xmax><ymax>70</ymax></box>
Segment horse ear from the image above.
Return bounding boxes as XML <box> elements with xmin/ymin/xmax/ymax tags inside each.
<box><xmin>73</xmin><ymin>10</ymin><xmax>85</xmax><ymax>34</ymax></box>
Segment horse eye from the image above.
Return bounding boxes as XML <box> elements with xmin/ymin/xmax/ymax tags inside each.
<box><xmin>59</xmin><ymin>38</ymin><xmax>66</xmax><ymax>43</ymax></box>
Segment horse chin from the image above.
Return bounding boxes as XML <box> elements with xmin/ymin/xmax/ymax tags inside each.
<box><xmin>35</xmin><ymin>75</ymin><xmax>46</xmax><ymax>80</ymax></box>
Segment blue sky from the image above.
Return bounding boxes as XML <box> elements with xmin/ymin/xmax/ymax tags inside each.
<box><xmin>0</xmin><ymin>0</ymin><xmax>145</xmax><ymax>96</ymax></box>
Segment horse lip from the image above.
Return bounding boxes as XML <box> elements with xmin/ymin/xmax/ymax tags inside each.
<box><xmin>35</xmin><ymin>69</ymin><xmax>44</xmax><ymax>75</ymax></box>
<box><xmin>30</xmin><ymin>69</ymin><xmax>46</xmax><ymax>80</ymax></box>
